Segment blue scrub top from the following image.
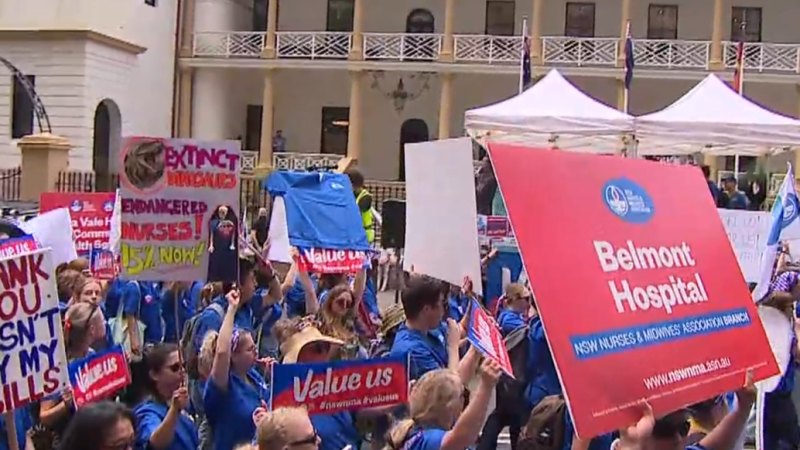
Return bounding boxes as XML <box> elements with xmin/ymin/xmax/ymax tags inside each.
<box><xmin>203</xmin><ymin>367</ymin><xmax>270</xmax><ymax>450</ymax></box>
<box><xmin>446</xmin><ymin>294</ymin><xmax>468</xmax><ymax>322</ymax></box>
<box><xmin>400</xmin><ymin>428</ymin><xmax>446</xmax><ymax>450</ymax></box>
<box><xmin>0</xmin><ymin>407</ymin><xmax>32</xmax><ymax>450</ymax></box>
<box><xmin>390</xmin><ymin>323</ymin><xmax>448</xmax><ymax>381</ymax></box>
<box><xmin>311</xmin><ymin>412</ymin><xmax>361</xmax><ymax>450</ymax></box>
<box><xmin>161</xmin><ymin>286</ymin><xmax>196</xmax><ymax>343</ymax></box>
<box><xmin>498</xmin><ymin>310</ymin><xmax>526</xmax><ymax>336</ymax></box>
<box><xmin>123</xmin><ymin>281</ymin><xmax>164</xmax><ymax>344</ymax></box>
<box><xmin>191</xmin><ymin>297</ymin><xmax>255</xmax><ymax>354</ymax></box>
<box><xmin>524</xmin><ymin>317</ymin><xmax>562</xmax><ymax>409</ymax></box>
<box><xmin>134</xmin><ymin>399</ymin><xmax>199</xmax><ymax>450</ymax></box>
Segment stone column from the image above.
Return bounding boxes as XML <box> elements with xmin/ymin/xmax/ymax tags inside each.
<box><xmin>438</xmin><ymin>73</ymin><xmax>454</xmax><ymax>139</ymax></box>
<box><xmin>179</xmin><ymin>0</ymin><xmax>196</xmax><ymax>57</ymax></box>
<box><xmin>349</xmin><ymin>0</ymin><xmax>365</xmax><ymax>60</ymax></box>
<box><xmin>347</xmin><ymin>70</ymin><xmax>364</xmax><ymax>161</ymax></box>
<box><xmin>440</xmin><ymin>0</ymin><xmax>456</xmax><ymax>62</ymax></box>
<box><xmin>177</xmin><ymin>67</ymin><xmax>193</xmax><ymax>138</ymax></box>
<box><xmin>263</xmin><ymin>0</ymin><xmax>279</xmax><ymax>58</ymax></box>
<box><xmin>192</xmin><ymin>69</ymin><xmax>230</xmax><ymax>139</ymax></box>
<box><xmin>709</xmin><ymin>0</ymin><xmax>725</xmax><ymax>70</ymax></box>
<box><xmin>530</xmin><ymin>0</ymin><xmax>543</xmax><ymax>65</ymax></box>
<box><xmin>258</xmin><ymin>69</ymin><xmax>276</xmax><ymax>168</ymax></box>
<box><xmin>19</xmin><ymin>133</ymin><xmax>71</xmax><ymax>201</ymax></box>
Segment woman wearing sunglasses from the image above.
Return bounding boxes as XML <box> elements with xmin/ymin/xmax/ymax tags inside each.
<box><xmin>202</xmin><ymin>288</ymin><xmax>270</xmax><ymax>450</ymax></box>
<box><xmin>59</xmin><ymin>401</ymin><xmax>136</xmax><ymax>450</ymax></box>
<box><xmin>256</xmin><ymin>406</ymin><xmax>321</xmax><ymax>450</ymax></box>
<box><xmin>133</xmin><ymin>344</ymin><xmax>198</xmax><ymax>450</ymax></box>
<box><xmin>297</xmin><ymin>263</ymin><xmax>369</xmax><ymax>360</ymax></box>
<box><xmin>39</xmin><ymin>302</ymin><xmax>107</xmax><ymax>444</ymax></box>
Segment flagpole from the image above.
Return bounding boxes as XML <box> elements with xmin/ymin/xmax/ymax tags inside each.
<box><xmin>519</xmin><ymin>17</ymin><xmax>528</xmax><ymax>94</ymax></box>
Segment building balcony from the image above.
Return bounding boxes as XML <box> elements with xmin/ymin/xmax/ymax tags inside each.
<box><xmin>190</xmin><ymin>31</ymin><xmax>800</xmax><ymax>75</ymax></box>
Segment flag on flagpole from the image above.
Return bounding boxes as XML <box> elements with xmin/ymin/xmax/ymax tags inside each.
<box><xmin>623</xmin><ymin>20</ymin><xmax>634</xmax><ymax>113</ymax></box>
<box><xmin>732</xmin><ymin>40</ymin><xmax>745</xmax><ymax>94</ymax></box>
<box><xmin>519</xmin><ymin>18</ymin><xmax>531</xmax><ymax>94</ymax></box>
<box><xmin>752</xmin><ymin>165</ymin><xmax>800</xmax><ymax>302</ymax></box>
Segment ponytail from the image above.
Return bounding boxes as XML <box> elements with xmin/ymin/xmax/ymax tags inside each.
<box><xmin>198</xmin><ymin>330</ymin><xmax>219</xmax><ymax>379</ymax></box>
<box><xmin>384</xmin><ymin>419</ymin><xmax>415</xmax><ymax>450</ymax></box>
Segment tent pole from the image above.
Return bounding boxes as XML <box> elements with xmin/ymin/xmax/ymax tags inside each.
<box><xmin>734</xmin><ymin>154</ymin><xmax>741</xmax><ymax>182</ymax></box>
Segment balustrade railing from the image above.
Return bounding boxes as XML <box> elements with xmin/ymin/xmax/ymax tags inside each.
<box><xmin>190</xmin><ymin>31</ymin><xmax>800</xmax><ymax>73</ymax></box>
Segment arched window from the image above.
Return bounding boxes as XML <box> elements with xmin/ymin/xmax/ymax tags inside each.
<box><xmin>406</xmin><ymin>9</ymin><xmax>434</xmax><ymax>33</ymax></box>
<box><xmin>398</xmin><ymin>119</ymin><xmax>429</xmax><ymax>180</ymax></box>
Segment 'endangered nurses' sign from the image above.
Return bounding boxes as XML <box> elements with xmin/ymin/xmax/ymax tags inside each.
<box><xmin>488</xmin><ymin>144</ymin><xmax>778</xmax><ymax>438</ymax></box>
<box><xmin>119</xmin><ymin>137</ymin><xmax>241</xmax><ymax>282</ymax></box>
<box><xmin>0</xmin><ymin>248</ymin><xmax>69</xmax><ymax>414</ymax></box>
<box><xmin>271</xmin><ymin>356</ymin><xmax>408</xmax><ymax>415</ymax></box>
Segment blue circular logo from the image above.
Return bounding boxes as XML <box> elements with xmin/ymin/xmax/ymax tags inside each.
<box><xmin>102</xmin><ymin>200</ymin><xmax>114</xmax><ymax>213</ymax></box>
<box><xmin>782</xmin><ymin>193</ymin><xmax>800</xmax><ymax>227</ymax></box>
<box><xmin>69</xmin><ymin>200</ymin><xmax>82</xmax><ymax>212</ymax></box>
<box><xmin>602</xmin><ymin>178</ymin><xmax>655</xmax><ymax>224</ymax></box>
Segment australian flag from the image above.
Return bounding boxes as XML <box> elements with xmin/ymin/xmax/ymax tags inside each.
<box><xmin>520</xmin><ymin>18</ymin><xmax>531</xmax><ymax>93</ymax></box>
<box><xmin>624</xmin><ymin>21</ymin><xmax>634</xmax><ymax>90</ymax></box>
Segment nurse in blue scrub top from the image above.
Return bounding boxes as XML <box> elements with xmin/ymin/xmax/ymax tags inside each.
<box><xmin>134</xmin><ymin>344</ymin><xmax>199</xmax><ymax>450</ymax></box>
<box><xmin>202</xmin><ymin>285</ymin><xmax>270</xmax><ymax>450</ymax></box>
<box><xmin>385</xmin><ymin>360</ymin><xmax>502</xmax><ymax>450</ymax></box>
<box><xmin>274</xmin><ymin>317</ymin><xmax>362</xmax><ymax>450</ymax></box>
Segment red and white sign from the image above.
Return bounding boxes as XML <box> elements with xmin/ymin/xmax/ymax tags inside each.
<box><xmin>489</xmin><ymin>143</ymin><xmax>777</xmax><ymax>438</ymax></box>
<box><xmin>466</xmin><ymin>299</ymin><xmax>514</xmax><ymax>378</ymax></box>
<box><xmin>297</xmin><ymin>248</ymin><xmax>368</xmax><ymax>274</ymax></box>
<box><xmin>40</xmin><ymin>192</ymin><xmax>115</xmax><ymax>257</ymax></box>
<box><xmin>68</xmin><ymin>346</ymin><xmax>131</xmax><ymax>408</ymax></box>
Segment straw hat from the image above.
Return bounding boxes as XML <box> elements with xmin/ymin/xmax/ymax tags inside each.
<box><xmin>281</xmin><ymin>324</ymin><xmax>344</xmax><ymax>364</ymax></box>
<box><xmin>380</xmin><ymin>304</ymin><xmax>406</xmax><ymax>336</ymax></box>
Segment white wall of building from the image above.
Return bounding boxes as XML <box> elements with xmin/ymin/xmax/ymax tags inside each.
<box><xmin>0</xmin><ymin>0</ymin><xmax>178</xmax><ymax>171</ymax></box>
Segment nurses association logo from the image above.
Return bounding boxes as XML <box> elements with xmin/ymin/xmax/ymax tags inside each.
<box><xmin>102</xmin><ymin>200</ymin><xmax>114</xmax><ymax>213</ymax></box>
<box><xmin>70</xmin><ymin>200</ymin><xmax>83</xmax><ymax>213</ymax></box>
<box><xmin>602</xmin><ymin>178</ymin><xmax>655</xmax><ymax>224</ymax></box>
<box><xmin>781</xmin><ymin>193</ymin><xmax>800</xmax><ymax>227</ymax></box>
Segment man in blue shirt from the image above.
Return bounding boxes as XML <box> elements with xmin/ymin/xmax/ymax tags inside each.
<box><xmin>701</xmin><ymin>165</ymin><xmax>722</xmax><ymax>207</ymax></box>
<box><xmin>719</xmin><ymin>175</ymin><xmax>748</xmax><ymax>210</ymax></box>
<box><xmin>390</xmin><ymin>275</ymin><xmax>479</xmax><ymax>383</ymax></box>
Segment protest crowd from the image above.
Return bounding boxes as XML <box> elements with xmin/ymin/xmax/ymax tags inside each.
<box><xmin>0</xmin><ymin>136</ymin><xmax>796</xmax><ymax>450</ymax></box>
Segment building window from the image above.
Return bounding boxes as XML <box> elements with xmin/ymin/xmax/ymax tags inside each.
<box><xmin>145</xmin><ymin>0</ymin><xmax>156</xmax><ymax>6</ymax></box>
<box><xmin>11</xmin><ymin>75</ymin><xmax>35</xmax><ymax>139</ymax></box>
<box><xmin>731</xmin><ymin>7</ymin><xmax>761</xmax><ymax>42</ymax></box>
<box><xmin>647</xmin><ymin>5</ymin><xmax>678</xmax><ymax>39</ymax></box>
<box><xmin>321</xmin><ymin>107</ymin><xmax>349</xmax><ymax>155</ymax></box>
<box><xmin>565</xmin><ymin>2</ymin><xmax>595</xmax><ymax>37</ymax></box>
<box><xmin>485</xmin><ymin>0</ymin><xmax>515</xmax><ymax>36</ymax></box>
<box><xmin>245</xmin><ymin>105</ymin><xmax>263</xmax><ymax>151</ymax></box>
<box><xmin>326</xmin><ymin>0</ymin><xmax>354</xmax><ymax>32</ymax></box>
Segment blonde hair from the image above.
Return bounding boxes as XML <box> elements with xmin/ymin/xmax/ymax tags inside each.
<box><xmin>73</xmin><ymin>277</ymin><xmax>102</xmax><ymax>302</ymax></box>
<box><xmin>273</xmin><ymin>317</ymin><xmax>302</xmax><ymax>345</ymax></box>
<box><xmin>64</xmin><ymin>302</ymin><xmax>100</xmax><ymax>353</ymax></box>
<box><xmin>57</xmin><ymin>269</ymin><xmax>85</xmax><ymax>302</ymax></box>
<box><xmin>385</xmin><ymin>370</ymin><xmax>463</xmax><ymax>450</ymax></box>
<box><xmin>198</xmin><ymin>330</ymin><xmax>219</xmax><ymax>379</ymax></box>
<box><xmin>256</xmin><ymin>407</ymin><xmax>309</xmax><ymax>450</ymax></box>
<box><xmin>317</xmin><ymin>284</ymin><xmax>358</xmax><ymax>343</ymax></box>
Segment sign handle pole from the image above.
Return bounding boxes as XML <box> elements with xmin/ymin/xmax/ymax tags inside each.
<box><xmin>4</xmin><ymin>411</ymin><xmax>20</xmax><ymax>450</ymax></box>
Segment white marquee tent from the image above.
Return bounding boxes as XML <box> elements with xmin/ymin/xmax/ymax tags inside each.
<box><xmin>635</xmin><ymin>74</ymin><xmax>800</xmax><ymax>156</ymax></box>
<box><xmin>464</xmin><ymin>69</ymin><xmax>634</xmax><ymax>153</ymax></box>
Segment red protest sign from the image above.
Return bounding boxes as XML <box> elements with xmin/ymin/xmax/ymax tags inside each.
<box><xmin>271</xmin><ymin>357</ymin><xmax>408</xmax><ymax>415</ymax></box>
<box><xmin>40</xmin><ymin>192</ymin><xmax>115</xmax><ymax>258</ymax></box>
<box><xmin>466</xmin><ymin>299</ymin><xmax>514</xmax><ymax>378</ymax></box>
<box><xmin>68</xmin><ymin>346</ymin><xmax>131</xmax><ymax>408</ymax></box>
<box><xmin>297</xmin><ymin>248</ymin><xmax>368</xmax><ymax>274</ymax></box>
<box><xmin>489</xmin><ymin>144</ymin><xmax>778</xmax><ymax>438</ymax></box>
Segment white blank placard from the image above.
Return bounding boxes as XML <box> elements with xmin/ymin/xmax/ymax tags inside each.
<box><xmin>403</xmin><ymin>138</ymin><xmax>483</xmax><ymax>295</ymax></box>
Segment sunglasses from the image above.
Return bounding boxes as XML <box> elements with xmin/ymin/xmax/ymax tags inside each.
<box><xmin>103</xmin><ymin>438</ymin><xmax>135</xmax><ymax>450</ymax></box>
<box><xmin>288</xmin><ymin>430</ymin><xmax>319</xmax><ymax>447</ymax></box>
<box><xmin>166</xmin><ymin>362</ymin><xmax>183</xmax><ymax>373</ymax></box>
